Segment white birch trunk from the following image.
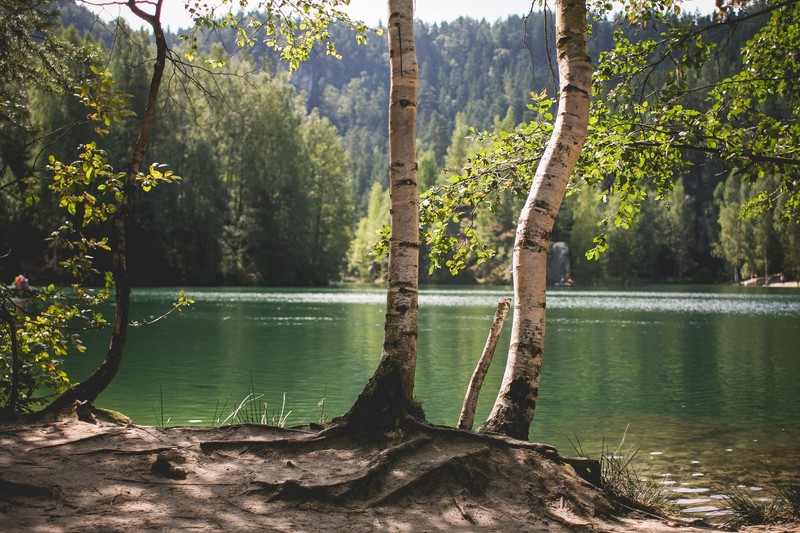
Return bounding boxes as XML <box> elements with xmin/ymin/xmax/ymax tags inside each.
<box><xmin>344</xmin><ymin>0</ymin><xmax>421</xmax><ymax>426</ymax></box>
<box><xmin>381</xmin><ymin>0</ymin><xmax>419</xmax><ymax>401</ymax></box>
<box><xmin>482</xmin><ymin>0</ymin><xmax>592</xmax><ymax>440</ymax></box>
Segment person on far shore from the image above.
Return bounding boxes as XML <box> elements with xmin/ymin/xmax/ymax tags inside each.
<box><xmin>14</xmin><ymin>274</ymin><xmax>30</xmax><ymax>290</ymax></box>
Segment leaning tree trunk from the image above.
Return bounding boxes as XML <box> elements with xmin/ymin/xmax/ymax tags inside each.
<box><xmin>481</xmin><ymin>0</ymin><xmax>591</xmax><ymax>440</ymax></box>
<box><xmin>458</xmin><ymin>298</ymin><xmax>511</xmax><ymax>430</ymax></box>
<box><xmin>39</xmin><ymin>0</ymin><xmax>167</xmax><ymax>417</ymax></box>
<box><xmin>344</xmin><ymin>0</ymin><xmax>423</xmax><ymax>430</ymax></box>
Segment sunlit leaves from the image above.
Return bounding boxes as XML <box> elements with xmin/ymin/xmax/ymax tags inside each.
<box><xmin>1</xmin><ymin>281</ymin><xmax>112</xmax><ymax>413</ymax></box>
<box><xmin>1</xmin><ymin>62</ymin><xmax>186</xmax><ymax>414</ymax></box>
<box><xmin>704</xmin><ymin>2</ymin><xmax>800</xmax><ymax>219</ymax></box>
<box><xmin>180</xmin><ymin>0</ymin><xmax>377</xmax><ymax>71</ymax></box>
<box><xmin>580</xmin><ymin>1</ymin><xmax>800</xmax><ymax>253</ymax></box>
<box><xmin>128</xmin><ymin>290</ymin><xmax>195</xmax><ymax>328</ymax></box>
<box><xmin>76</xmin><ymin>67</ymin><xmax>136</xmax><ymax>135</ymax></box>
<box><xmin>138</xmin><ymin>163</ymin><xmax>182</xmax><ymax>193</ymax></box>
<box><xmin>419</xmin><ymin>92</ymin><xmax>554</xmax><ymax>274</ymax></box>
<box><xmin>49</xmin><ymin>143</ymin><xmax>123</xmax><ymax>228</ymax></box>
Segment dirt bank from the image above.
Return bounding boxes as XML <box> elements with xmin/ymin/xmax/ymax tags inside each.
<box><xmin>0</xmin><ymin>416</ymin><xmax>794</xmax><ymax>532</ymax></box>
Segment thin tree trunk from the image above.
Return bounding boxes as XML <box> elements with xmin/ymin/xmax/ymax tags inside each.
<box><xmin>481</xmin><ymin>0</ymin><xmax>591</xmax><ymax>440</ymax></box>
<box><xmin>458</xmin><ymin>298</ymin><xmax>511</xmax><ymax>430</ymax></box>
<box><xmin>344</xmin><ymin>0</ymin><xmax>422</xmax><ymax>429</ymax></box>
<box><xmin>40</xmin><ymin>1</ymin><xmax>167</xmax><ymax>416</ymax></box>
<box><xmin>1</xmin><ymin>302</ymin><xmax>21</xmax><ymax>415</ymax></box>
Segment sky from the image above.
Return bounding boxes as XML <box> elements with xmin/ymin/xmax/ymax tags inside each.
<box><xmin>347</xmin><ymin>0</ymin><xmax>540</xmax><ymax>26</ymax></box>
<box><xmin>88</xmin><ymin>0</ymin><xmax>718</xmax><ymax>32</ymax></box>
<box><xmin>350</xmin><ymin>0</ymin><xmax>718</xmax><ymax>25</ymax></box>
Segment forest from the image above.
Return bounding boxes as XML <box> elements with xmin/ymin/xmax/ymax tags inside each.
<box><xmin>1</xmin><ymin>0</ymin><xmax>797</xmax><ymax>288</ymax></box>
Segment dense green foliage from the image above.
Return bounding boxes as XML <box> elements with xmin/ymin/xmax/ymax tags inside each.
<box><xmin>1</xmin><ymin>0</ymin><xmax>356</xmax><ymax>414</ymax></box>
<box><xmin>1</xmin><ymin>15</ymin><xmax>355</xmax><ymax>287</ymax></box>
<box><xmin>2</xmin><ymin>0</ymin><xmax>799</xmax><ymax>292</ymax></box>
<box><xmin>1</xmin><ymin>0</ymin><xmax>105</xmax><ymax>414</ymax></box>
<box><xmin>412</xmin><ymin>2</ymin><xmax>800</xmax><ymax>285</ymax></box>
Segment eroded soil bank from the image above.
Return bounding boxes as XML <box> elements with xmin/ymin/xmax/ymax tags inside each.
<box><xmin>0</xmin><ymin>417</ymin><xmax>794</xmax><ymax>532</ymax></box>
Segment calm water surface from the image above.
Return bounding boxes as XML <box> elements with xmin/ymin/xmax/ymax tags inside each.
<box><xmin>65</xmin><ymin>285</ymin><xmax>800</xmax><ymax>517</ymax></box>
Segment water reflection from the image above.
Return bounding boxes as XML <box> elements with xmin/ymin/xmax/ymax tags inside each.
<box><xmin>548</xmin><ymin>290</ymin><xmax>800</xmax><ymax>315</ymax></box>
<box><xmin>141</xmin><ymin>286</ymin><xmax>800</xmax><ymax>316</ymax></box>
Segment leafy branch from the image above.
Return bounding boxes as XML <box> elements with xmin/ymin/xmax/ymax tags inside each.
<box><xmin>180</xmin><ymin>0</ymin><xmax>378</xmax><ymax>72</ymax></box>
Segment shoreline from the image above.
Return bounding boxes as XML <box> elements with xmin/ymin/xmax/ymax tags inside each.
<box><xmin>742</xmin><ymin>281</ymin><xmax>800</xmax><ymax>288</ymax></box>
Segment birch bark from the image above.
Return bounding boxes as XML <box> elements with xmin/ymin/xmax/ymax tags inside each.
<box><xmin>382</xmin><ymin>0</ymin><xmax>420</xmax><ymax>400</ymax></box>
<box><xmin>344</xmin><ymin>0</ymin><xmax>422</xmax><ymax>427</ymax></box>
<box><xmin>482</xmin><ymin>0</ymin><xmax>592</xmax><ymax>440</ymax></box>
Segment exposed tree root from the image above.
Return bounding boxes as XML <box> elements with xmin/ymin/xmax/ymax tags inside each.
<box><xmin>247</xmin><ymin>435</ymin><xmax>434</xmax><ymax>503</ymax></box>
<box><xmin>453</xmin><ymin>497</ymin><xmax>478</xmax><ymax>524</ymax></box>
<box><xmin>210</xmin><ymin>415</ymin><xmax>608</xmax><ymax>526</ymax></box>
<box><xmin>366</xmin><ymin>447</ymin><xmax>492</xmax><ymax>507</ymax></box>
<box><xmin>199</xmin><ymin>434</ymin><xmax>330</xmax><ymax>455</ymax></box>
<box><xmin>75</xmin><ymin>446</ymin><xmax>177</xmax><ymax>456</ymax></box>
<box><xmin>198</xmin><ymin>414</ymin><xmax>605</xmax><ymax>513</ymax></box>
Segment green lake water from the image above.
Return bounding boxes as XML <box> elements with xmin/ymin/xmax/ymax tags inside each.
<box><xmin>65</xmin><ymin>285</ymin><xmax>800</xmax><ymax>517</ymax></box>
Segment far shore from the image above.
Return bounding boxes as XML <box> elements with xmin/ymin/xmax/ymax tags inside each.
<box><xmin>742</xmin><ymin>280</ymin><xmax>800</xmax><ymax>288</ymax></box>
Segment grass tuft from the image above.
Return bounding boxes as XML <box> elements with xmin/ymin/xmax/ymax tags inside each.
<box><xmin>723</xmin><ymin>485</ymin><xmax>776</xmax><ymax>526</ymax></box>
<box><xmin>218</xmin><ymin>391</ymin><xmax>292</xmax><ymax>427</ymax></box>
<box><xmin>213</xmin><ymin>382</ymin><xmax>333</xmax><ymax>428</ymax></box>
<box><xmin>722</xmin><ymin>475</ymin><xmax>800</xmax><ymax>527</ymax></box>
<box><xmin>569</xmin><ymin>426</ymin><xmax>675</xmax><ymax>514</ymax></box>
<box><xmin>153</xmin><ymin>384</ymin><xmax>170</xmax><ymax>427</ymax></box>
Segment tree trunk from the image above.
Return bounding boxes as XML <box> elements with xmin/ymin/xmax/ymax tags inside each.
<box><xmin>481</xmin><ymin>0</ymin><xmax>591</xmax><ymax>440</ymax></box>
<box><xmin>458</xmin><ymin>298</ymin><xmax>511</xmax><ymax>430</ymax></box>
<box><xmin>344</xmin><ymin>0</ymin><xmax>423</xmax><ymax>430</ymax></box>
<box><xmin>0</xmin><ymin>302</ymin><xmax>21</xmax><ymax>415</ymax></box>
<box><xmin>39</xmin><ymin>1</ymin><xmax>167</xmax><ymax>417</ymax></box>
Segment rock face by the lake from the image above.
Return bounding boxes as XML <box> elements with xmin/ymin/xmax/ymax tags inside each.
<box><xmin>547</xmin><ymin>241</ymin><xmax>572</xmax><ymax>285</ymax></box>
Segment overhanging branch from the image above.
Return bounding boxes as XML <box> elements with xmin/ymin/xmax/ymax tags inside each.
<box><xmin>632</xmin><ymin>140</ymin><xmax>800</xmax><ymax>167</ymax></box>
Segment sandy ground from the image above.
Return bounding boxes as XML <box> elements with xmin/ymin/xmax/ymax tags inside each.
<box><xmin>765</xmin><ymin>282</ymin><xmax>800</xmax><ymax>288</ymax></box>
<box><xmin>1</xmin><ymin>416</ymin><xmax>797</xmax><ymax>532</ymax></box>
<box><xmin>741</xmin><ymin>280</ymin><xmax>800</xmax><ymax>288</ymax></box>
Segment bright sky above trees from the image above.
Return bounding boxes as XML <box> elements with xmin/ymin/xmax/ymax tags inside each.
<box><xmin>88</xmin><ymin>0</ymin><xmax>717</xmax><ymax>31</ymax></box>
<box><xmin>348</xmin><ymin>0</ymin><xmax>716</xmax><ymax>25</ymax></box>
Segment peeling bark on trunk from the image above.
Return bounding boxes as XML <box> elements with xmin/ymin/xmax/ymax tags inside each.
<box><xmin>481</xmin><ymin>0</ymin><xmax>591</xmax><ymax>440</ymax></box>
<box><xmin>344</xmin><ymin>0</ymin><xmax>423</xmax><ymax>430</ymax></box>
<box><xmin>39</xmin><ymin>1</ymin><xmax>168</xmax><ymax>417</ymax></box>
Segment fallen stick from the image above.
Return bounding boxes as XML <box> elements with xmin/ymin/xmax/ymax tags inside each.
<box><xmin>458</xmin><ymin>298</ymin><xmax>511</xmax><ymax>430</ymax></box>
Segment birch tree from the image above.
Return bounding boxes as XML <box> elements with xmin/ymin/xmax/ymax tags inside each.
<box><xmin>481</xmin><ymin>0</ymin><xmax>591</xmax><ymax>439</ymax></box>
<box><xmin>344</xmin><ymin>0</ymin><xmax>424</xmax><ymax>429</ymax></box>
<box><xmin>413</xmin><ymin>0</ymin><xmax>797</xmax><ymax>440</ymax></box>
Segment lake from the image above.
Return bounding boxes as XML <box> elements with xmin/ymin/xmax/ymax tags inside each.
<box><xmin>65</xmin><ymin>284</ymin><xmax>800</xmax><ymax>517</ymax></box>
